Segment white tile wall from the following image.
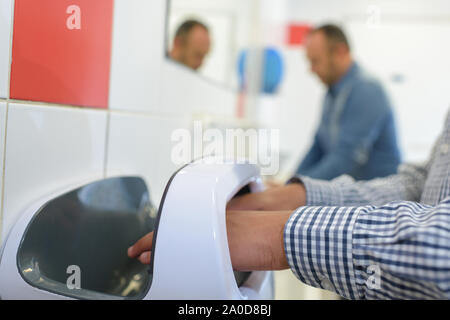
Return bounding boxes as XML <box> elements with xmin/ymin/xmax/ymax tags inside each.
<box><xmin>108</xmin><ymin>0</ymin><xmax>167</xmax><ymax>113</ymax></box>
<box><xmin>0</xmin><ymin>0</ymin><xmax>13</xmax><ymax>98</ymax></box>
<box><xmin>0</xmin><ymin>0</ymin><xmax>241</xmax><ymax>249</ymax></box>
<box><xmin>1</xmin><ymin>103</ymin><xmax>107</xmax><ymax>243</ymax></box>
<box><xmin>106</xmin><ymin>111</ymin><xmax>192</xmax><ymax>207</ymax></box>
<box><xmin>159</xmin><ymin>60</ymin><xmax>237</xmax><ymax>117</ymax></box>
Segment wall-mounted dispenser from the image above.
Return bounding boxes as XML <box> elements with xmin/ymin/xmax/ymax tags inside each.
<box><xmin>0</xmin><ymin>159</ymin><xmax>273</xmax><ymax>299</ymax></box>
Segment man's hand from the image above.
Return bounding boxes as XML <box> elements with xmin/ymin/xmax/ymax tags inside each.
<box><xmin>128</xmin><ymin>210</ymin><xmax>293</xmax><ymax>271</ymax></box>
<box><xmin>227</xmin><ymin>183</ymin><xmax>306</xmax><ymax>211</ymax></box>
<box><xmin>226</xmin><ymin>210</ymin><xmax>292</xmax><ymax>271</ymax></box>
<box><xmin>128</xmin><ymin>232</ymin><xmax>153</xmax><ymax>264</ymax></box>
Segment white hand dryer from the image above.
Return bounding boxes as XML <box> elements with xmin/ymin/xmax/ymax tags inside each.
<box><xmin>0</xmin><ymin>159</ymin><xmax>273</xmax><ymax>300</ymax></box>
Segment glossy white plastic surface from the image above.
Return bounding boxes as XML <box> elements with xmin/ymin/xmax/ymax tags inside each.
<box><xmin>0</xmin><ymin>178</ymin><xmax>97</xmax><ymax>300</ymax></box>
<box><xmin>0</xmin><ymin>160</ymin><xmax>273</xmax><ymax>300</ymax></box>
<box><xmin>145</xmin><ymin>158</ymin><xmax>272</xmax><ymax>300</ymax></box>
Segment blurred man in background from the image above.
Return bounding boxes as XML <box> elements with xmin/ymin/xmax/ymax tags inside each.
<box><xmin>169</xmin><ymin>19</ymin><xmax>211</xmax><ymax>71</ymax></box>
<box><xmin>296</xmin><ymin>24</ymin><xmax>401</xmax><ymax>180</ymax></box>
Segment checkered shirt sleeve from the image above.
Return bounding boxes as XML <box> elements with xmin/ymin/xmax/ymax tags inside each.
<box><xmin>284</xmin><ymin>198</ymin><xmax>450</xmax><ymax>299</ymax></box>
<box><xmin>284</xmin><ymin>109</ymin><xmax>450</xmax><ymax>299</ymax></box>
<box><xmin>288</xmin><ymin>162</ymin><xmax>428</xmax><ymax>207</ymax></box>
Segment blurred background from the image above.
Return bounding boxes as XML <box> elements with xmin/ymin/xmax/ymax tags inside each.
<box><xmin>0</xmin><ymin>0</ymin><xmax>449</xmax><ymax>300</ymax></box>
<box><xmin>166</xmin><ymin>0</ymin><xmax>450</xmax><ymax>180</ymax></box>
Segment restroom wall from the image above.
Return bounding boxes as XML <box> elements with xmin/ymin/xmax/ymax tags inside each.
<box><xmin>0</xmin><ymin>0</ymin><xmax>237</xmax><ymax>243</ymax></box>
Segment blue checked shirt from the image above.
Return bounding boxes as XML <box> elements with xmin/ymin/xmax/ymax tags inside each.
<box><xmin>285</xmin><ymin>109</ymin><xmax>450</xmax><ymax>299</ymax></box>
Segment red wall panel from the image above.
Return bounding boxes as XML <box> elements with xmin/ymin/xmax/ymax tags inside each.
<box><xmin>287</xmin><ymin>24</ymin><xmax>312</xmax><ymax>46</ymax></box>
<box><xmin>10</xmin><ymin>0</ymin><xmax>114</xmax><ymax>109</ymax></box>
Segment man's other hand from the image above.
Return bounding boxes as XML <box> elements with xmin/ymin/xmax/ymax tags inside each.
<box><xmin>227</xmin><ymin>183</ymin><xmax>306</xmax><ymax>211</ymax></box>
<box><xmin>128</xmin><ymin>211</ymin><xmax>293</xmax><ymax>271</ymax></box>
<box><xmin>128</xmin><ymin>232</ymin><xmax>153</xmax><ymax>264</ymax></box>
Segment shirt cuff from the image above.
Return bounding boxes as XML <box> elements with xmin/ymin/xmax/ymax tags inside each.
<box><xmin>283</xmin><ymin>205</ymin><xmax>362</xmax><ymax>299</ymax></box>
<box><xmin>287</xmin><ymin>175</ymin><xmax>344</xmax><ymax>206</ymax></box>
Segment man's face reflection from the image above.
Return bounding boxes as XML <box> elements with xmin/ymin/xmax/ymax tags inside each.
<box><xmin>171</xmin><ymin>24</ymin><xmax>211</xmax><ymax>71</ymax></box>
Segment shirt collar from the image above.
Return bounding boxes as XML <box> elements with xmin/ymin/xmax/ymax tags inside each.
<box><xmin>328</xmin><ymin>62</ymin><xmax>359</xmax><ymax>97</ymax></box>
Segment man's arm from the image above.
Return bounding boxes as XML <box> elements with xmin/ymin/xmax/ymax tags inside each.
<box><xmin>297</xmin><ymin>162</ymin><xmax>427</xmax><ymax>207</ymax></box>
<box><xmin>284</xmin><ymin>198</ymin><xmax>450</xmax><ymax>299</ymax></box>
<box><xmin>129</xmin><ymin>199</ymin><xmax>450</xmax><ymax>299</ymax></box>
<box><xmin>128</xmin><ymin>210</ymin><xmax>292</xmax><ymax>270</ymax></box>
<box><xmin>227</xmin><ymin>162</ymin><xmax>428</xmax><ymax>211</ymax></box>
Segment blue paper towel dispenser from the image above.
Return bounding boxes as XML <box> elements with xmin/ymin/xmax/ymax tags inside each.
<box><xmin>0</xmin><ymin>159</ymin><xmax>273</xmax><ymax>299</ymax></box>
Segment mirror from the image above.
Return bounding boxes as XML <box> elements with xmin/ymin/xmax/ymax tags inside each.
<box><xmin>165</xmin><ymin>0</ymin><xmax>256</xmax><ymax>89</ymax></box>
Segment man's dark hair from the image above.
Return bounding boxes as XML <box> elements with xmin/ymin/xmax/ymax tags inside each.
<box><xmin>174</xmin><ymin>19</ymin><xmax>209</xmax><ymax>41</ymax></box>
<box><xmin>310</xmin><ymin>24</ymin><xmax>351</xmax><ymax>51</ymax></box>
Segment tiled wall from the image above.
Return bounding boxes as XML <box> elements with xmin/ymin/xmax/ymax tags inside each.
<box><xmin>0</xmin><ymin>0</ymin><xmax>238</xmax><ymax>243</ymax></box>
<box><xmin>0</xmin><ymin>0</ymin><xmax>12</xmax><ymax>99</ymax></box>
